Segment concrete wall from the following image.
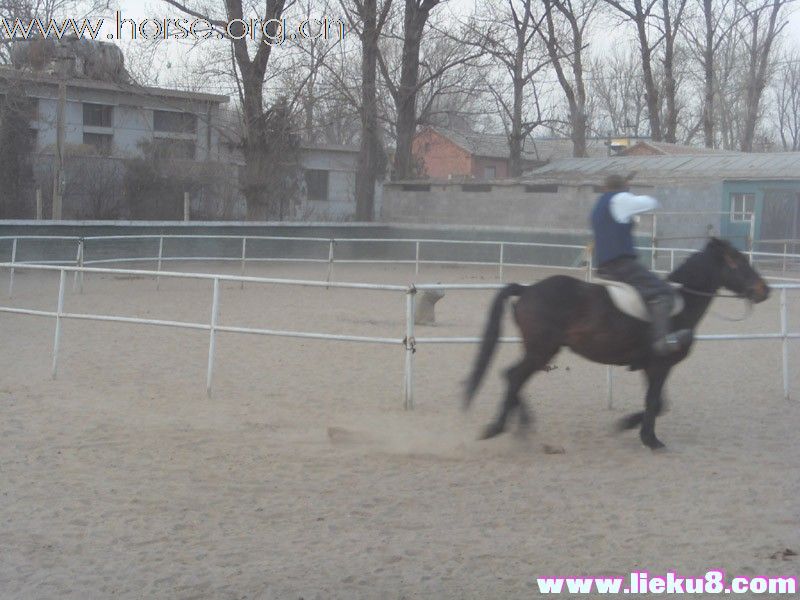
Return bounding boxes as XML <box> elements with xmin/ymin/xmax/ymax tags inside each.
<box><xmin>380</xmin><ymin>180</ymin><xmax>722</xmax><ymax>247</ymax></box>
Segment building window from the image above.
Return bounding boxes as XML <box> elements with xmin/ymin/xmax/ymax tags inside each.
<box><xmin>154</xmin><ymin>110</ymin><xmax>197</xmax><ymax>134</ymax></box>
<box><xmin>83</xmin><ymin>103</ymin><xmax>113</xmax><ymax>127</ymax></box>
<box><xmin>153</xmin><ymin>137</ymin><xmax>195</xmax><ymax>160</ymax></box>
<box><xmin>730</xmin><ymin>192</ymin><xmax>755</xmax><ymax>222</ymax></box>
<box><xmin>401</xmin><ymin>183</ymin><xmax>430</xmax><ymax>192</ymax></box>
<box><xmin>83</xmin><ymin>132</ymin><xmax>113</xmax><ymax>155</ymax></box>
<box><xmin>305</xmin><ymin>169</ymin><xmax>329</xmax><ymax>201</ymax></box>
<box><xmin>483</xmin><ymin>166</ymin><xmax>496</xmax><ymax>180</ymax></box>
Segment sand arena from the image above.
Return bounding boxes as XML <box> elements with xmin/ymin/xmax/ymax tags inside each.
<box><xmin>1</xmin><ymin>260</ymin><xmax>798</xmax><ymax>599</ymax></box>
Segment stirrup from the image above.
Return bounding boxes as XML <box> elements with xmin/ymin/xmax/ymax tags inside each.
<box><xmin>652</xmin><ymin>329</ymin><xmax>693</xmax><ymax>356</ymax></box>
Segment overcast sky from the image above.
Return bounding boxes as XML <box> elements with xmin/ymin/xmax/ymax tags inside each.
<box><xmin>110</xmin><ymin>0</ymin><xmax>800</xmax><ymax>94</ymax></box>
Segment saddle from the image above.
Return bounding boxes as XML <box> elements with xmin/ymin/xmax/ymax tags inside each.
<box><xmin>594</xmin><ymin>278</ymin><xmax>684</xmax><ymax>322</ymax></box>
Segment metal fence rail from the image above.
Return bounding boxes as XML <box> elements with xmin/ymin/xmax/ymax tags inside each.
<box><xmin>0</xmin><ymin>261</ymin><xmax>797</xmax><ymax>409</ymax></box>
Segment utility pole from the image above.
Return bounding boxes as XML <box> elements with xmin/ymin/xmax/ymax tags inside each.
<box><xmin>52</xmin><ymin>52</ymin><xmax>70</xmax><ymax>220</ymax></box>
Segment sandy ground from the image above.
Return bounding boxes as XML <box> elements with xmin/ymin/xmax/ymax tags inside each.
<box><xmin>1</xmin><ymin>261</ymin><xmax>799</xmax><ymax>599</ymax></box>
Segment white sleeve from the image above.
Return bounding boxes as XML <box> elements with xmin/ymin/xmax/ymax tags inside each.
<box><xmin>609</xmin><ymin>192</ymin><xmax>660</xmax><ymax>223</ymax></box>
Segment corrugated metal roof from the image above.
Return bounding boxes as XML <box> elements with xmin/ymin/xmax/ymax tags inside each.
<box><xmin>426</xmin><ymin>127</ymin><xmax>608</xmax><ymax>161</ymax></box>
<box><xmin>524</xmin><ymin>153</ymin><xmax>800</xmax><ymax>183</ymax></box>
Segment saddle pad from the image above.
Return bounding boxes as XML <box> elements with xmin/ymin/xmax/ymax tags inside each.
<box><xmin>594</xmin><ymin>278</ymin><xmax>685</xmax><ymax>322</ymax></box>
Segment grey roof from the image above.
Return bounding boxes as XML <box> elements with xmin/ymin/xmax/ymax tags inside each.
<box><xmin>618</xmin><ymin>140</ymin><xmax>741</xmax><ymax>156</ymax></box>
<box><xmin>428</xmin><ymin>127</ymin><xmax>608</xmax><ymax>161</ymax></box>
<box><xmin>524</xmin><ymin>153</ymin><xmax>800</xmax><ymax>183</ymax></box>
<box><xmin>0</xmin><ymin>66</ymin><xmax>228</xmax><ymax>103</ymax></box>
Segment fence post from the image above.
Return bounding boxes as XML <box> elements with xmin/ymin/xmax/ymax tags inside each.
<box><xmin>403</xmin><ymin>286</ymin><xmax>417</xmax><ymax>410</ymax></box>
<box><xmin>606</xmin><ymin>366</ymin><xmax>613</xmax><ymax>410</ymax></box>
<box><xmin>240</xmin><ymin>237</ymin><xmax>247</xmax><ymax>289</ymax></box>
<box><xmin>651</xmin><ymin>214</ymin><xmax>657</xmax><ymax>270</ymax></box>
<box><xmin>35</xmin><ymin>188</ymin><xmax>42</xmax><ymax>220</ymax></box>
<box><xmin>586</xmin><ymin>249</ymin><xmax>593</xmax><ymax>282</ymax></box>
<box><xmin>783</xmin><ymin>242</ymin><xmax>788</xmax><ymax>273</ymax></box>
<box><xmin>183</xmin><ymin>192</ymin><xmax>190</xmax><ymax>222</ymax></box>
<box><xmin>8</xmin><ymin>237</ymin><xmax>17</xmax><ymax>297</ymax></box>
<box><xmin>498</xmin><ymin>242</ymin><xmax>505</xmax><ymax>280</ymax></box>
<box><xmin>52</xmin><ymin>269</ymin><xmax>66</xmax><ymax>379</ymax></box>
<box><xmin>670</xmin><ymin>249</ymin><xmax>675</xmax><ymax>272</ymax></box>
<box><xmin>781</xmin><ymin>288</ymin><xmax>789</xmax><ymax>401</ymax></box>
<box><xmin>206</xmin><ymin>277</ymin><xmax>220</xmax><ymax>397</ymax></box>
<box><xmin>326</xmin><ymin>239</ymin><xmax>335</xmax><ymax>284</ymax></box>
<box><xmin>72</xmin><ymin>239</ymin><xmax>84</xmax><ymax>294</ymax></box>
<box><xmin>415</xmin><ymin>241</ymin><xmax>420</xmax><ymax>275</ymax></box>
<box><xmin>748</xmin><ymin>215</ymin><xmax>755</xmax><ymax>264</ymax></box>
<box><xmin>156</xmin><ymin>236</ymin><xmax>164</xmax><ymax>290</ymax></box>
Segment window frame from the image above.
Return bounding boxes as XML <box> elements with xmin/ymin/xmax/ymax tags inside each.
<box><xmin>730</xmin><ymin>192</ymin><xmax>755</xmax><ymax>223</ymax></box>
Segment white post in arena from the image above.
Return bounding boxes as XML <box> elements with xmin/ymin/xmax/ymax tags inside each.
<box><xmin>748</xmin><ymin>216</ymin><xmax>755</xmax><ymax>263</ymax></box>
<box><xmin>415</xmin><ymin>241</ymin><xmax>420</xmax><ymax>275</ymax></box>
<box><xmin>651</xmin><ymin>214</ymin><xmax>658</xmax><ymax>270</ymax></box>
<box><xmin>498</xmin><ymin>243</ymin><xmax>505</xmax><ymax>280</ymax></box>
<box><xmin>7</xmin><ymin>237</ymin><xmax>17</xmax><ymax>297</ymax></box>
<box><xmin>404</xmin><ymin>286</ymin><xmax>416</xmax><ymax>410</ymax></box>
<box><xmin>781</xmin><ymin>288</ymin><xmax>789</xmax><ymax>401</ymax></box>
<box><xmin>72</xmin><ymin>239</ymin><xmax>84</xmax><ymax>294</ymax></box>
<box><xmin>51</xmin><ymin>269</ymin><xmax>66</xmax><ymax>379</ymax></box>
<box><xmin>240</xmin><ymin>237</ymin><xmax>247</xmax><ymax>289</ymax></box>
<box><xmin>156</xmin><ymin>236</ymin><xmax>164</xmax><ymax>290</ymax></box>
<box><xmin>326</xmin><ymin>239</ymin><xmax>335</xmax><ymax>284</ymax></box>
<box><xmin>206</xmin><ymin>277</ymin><xmax>220</xmax><ymax>397</ymax></box>
<box><xmin>607</xmin><ymin>366</ymin><xmax>613</xmax><ymax>409</ymax></box>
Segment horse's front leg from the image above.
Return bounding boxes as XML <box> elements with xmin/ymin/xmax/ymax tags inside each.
<box><xmin>640</xmin><ymin>366</ymin><xmax>670</xmax><ymax>449</ymax></box>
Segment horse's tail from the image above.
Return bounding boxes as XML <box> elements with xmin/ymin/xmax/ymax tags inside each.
<box><xmin>464</xmin><ymin>283</ymin><xmax>526</xmax><ymax>408</ymax></box>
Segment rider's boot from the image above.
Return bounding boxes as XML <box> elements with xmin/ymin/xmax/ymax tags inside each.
<box><xmin>648</xmin><ymin>297</ymin><xmax>693</xmax><ymax>356</ymax></box>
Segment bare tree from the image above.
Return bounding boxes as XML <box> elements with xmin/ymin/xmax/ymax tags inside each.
<box><xmin>601</xmin><ymin>0</ymin><xmax>664</xmax><ymax>139</ymax></box>
<box><xmin>773</xmin><ymin>49</ymin><xmax>800</xmax><ymax>151</ymax></box>
<box><xmin>161</xmin><ymin>0</ymin><xmax>292</xmax><ymax>219</ymax></box>
<box><xmin>382</xmin><ymin>0</ymin><xmax>442</xmax><ymax>180</ymax></box>
<box><xmin>589</xmin><ymin>44</ymin><xmax>648</xmax><ymax>136</ymax></box>
<box><xmin>340</xmin><ymin>0</ymin><xmax>393</xmax><ymax>219</ymax></box>
<box><xmin>682</xmin><ymin>0</ymin><xmax>743</xmax><ymax>147</ymax></box>
<box><xmin>737</xmin><ymin>0</ymin><xmax>790</xmax><ymax>152</ymax></box>
<box><xmin>541</xmin><ymin>0</ymin><xmax>596</xmax><ymax>156</ymax></box>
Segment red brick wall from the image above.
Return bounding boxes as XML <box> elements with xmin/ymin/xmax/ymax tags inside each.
<box><xmin>472</xmin><ymin>156</ymin><xmax>508</xmax><ymax>179</ymax></box>
<box><xmin>412</xmin><ymin>128</ymin><xmax>472</xmax><ymax>179</ymax></box>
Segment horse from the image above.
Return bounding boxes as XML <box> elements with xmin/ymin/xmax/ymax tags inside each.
<box><xmin>464</xmin><ymin>238</ymin><xmax>770</xmax><ymax>450</ymax></box>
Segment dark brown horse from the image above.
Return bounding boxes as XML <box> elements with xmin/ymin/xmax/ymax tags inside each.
<box><xmin>464</xmin><ymin>238</ymin><xmax>770</xmax><ymax>449</ymax></box>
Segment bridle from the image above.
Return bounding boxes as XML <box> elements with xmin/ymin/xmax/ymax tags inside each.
<box><xmin>678</xmin><ymin>286</ymin><xmax>754</xmax><ymax>322</ymax></box>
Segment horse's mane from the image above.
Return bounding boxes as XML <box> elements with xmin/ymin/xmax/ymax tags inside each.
<box><xmin>667</xmin><ymin>239</ymin><xmax>725</xmax><ymax>290</ymax></box>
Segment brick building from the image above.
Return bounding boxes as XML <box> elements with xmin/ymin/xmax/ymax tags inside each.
<box><xmin>412</xmin><ymin>126</ymin><xmax>609</xmax><ymax>180</ymax></box>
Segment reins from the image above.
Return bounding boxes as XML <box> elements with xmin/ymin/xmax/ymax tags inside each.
<box><xmin>678</xmin><ymin>286</ymin><xmax>754</xmax><ymax>322</ymax></box>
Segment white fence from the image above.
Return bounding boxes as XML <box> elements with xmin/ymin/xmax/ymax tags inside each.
<box><xmin>3</xmin><ymin>231</ymin><xmax>800</xmax><ymax>297</ymax></box>
<box><xmin>0</xmin><ymin>256</ymin><xmax>798</xmax><ymax>408</ymax></box>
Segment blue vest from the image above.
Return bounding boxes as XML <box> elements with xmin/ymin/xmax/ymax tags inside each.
<box><xmin>590</xmin><ymin>192</ymin><xmax>637</xmax><ymax>266</ymax></box>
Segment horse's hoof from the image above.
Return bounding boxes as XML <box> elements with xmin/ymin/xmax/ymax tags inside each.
<box><xmin>480</xmin><ymin>422</ymin><xmax>505</xmax><ymax>440</ymax></box>
<box><xmin>617</xmin><ymin>412</ymin><xmax>643</xmax><ymax>432</ymax></box>
<box><xmin>642</xmin><ymin>435</ymin><xmax>666</xmax><ymax>450</ymax></box>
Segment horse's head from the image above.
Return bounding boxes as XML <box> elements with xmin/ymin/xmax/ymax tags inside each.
<box><xmin>706</xmin><ymin>238</ymin><xmax>770</xmax><ymax>303</ymax></box>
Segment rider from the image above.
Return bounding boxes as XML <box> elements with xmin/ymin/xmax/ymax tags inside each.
<box><xmin>590</xmin><ymin>174</ymin><xmax>692</xmax><ymax>356</ymax></box>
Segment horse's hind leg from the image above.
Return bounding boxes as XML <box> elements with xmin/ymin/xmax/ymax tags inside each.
<box><xmin>481</xmin><ymin>347</ymin><xmax>556</xmax><ymax>440</ymax></box>
<box><xmin>640</xmin><ymin>366</ymin><xmax>669</xmax><ymax>449</ymax></box>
